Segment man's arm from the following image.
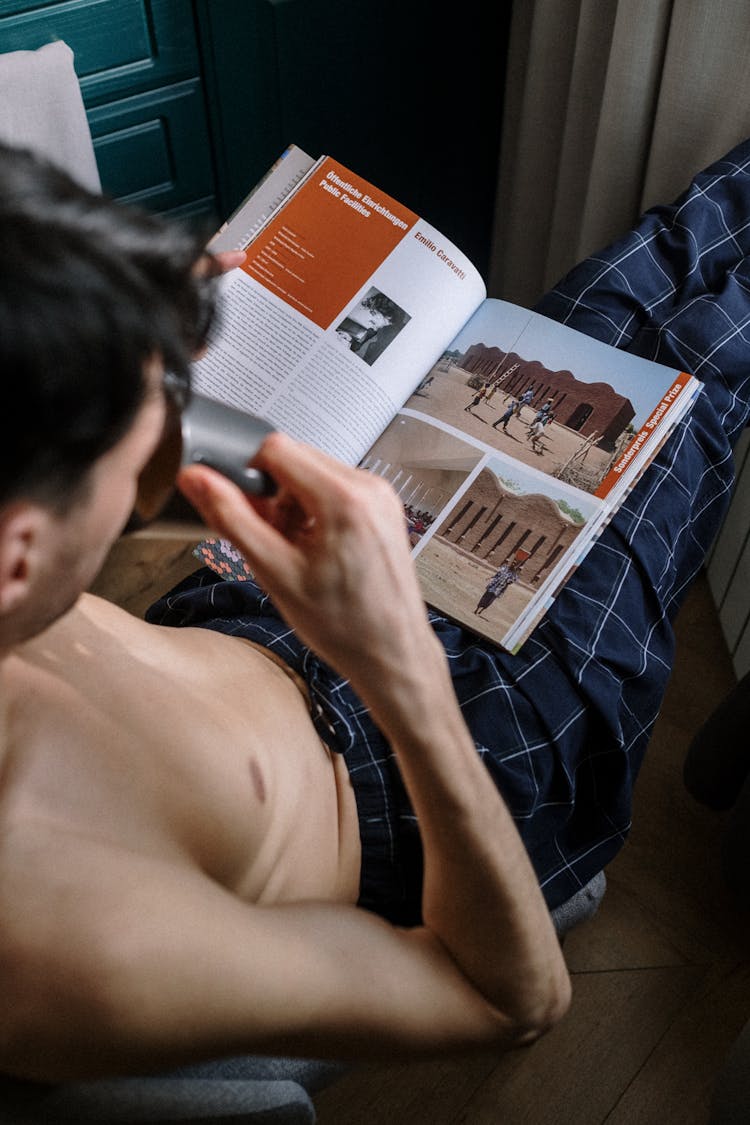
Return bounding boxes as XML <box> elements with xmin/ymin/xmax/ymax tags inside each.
<box><xmin>177</xmin><ymin>438</ymin><xmax>571</xmax><ymax>1037</ymax></box>
<box><xmin>2</xmin><ymin>436</ymin><xmax>568</xmax><ymax>1083</ymax></box>
<box><xmin>1</xmin><ymin>818</ymin><xmax>560</xmax><ymax>1082</ymax></box>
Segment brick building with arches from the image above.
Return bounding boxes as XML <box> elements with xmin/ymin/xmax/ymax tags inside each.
<box><xmin>436</xmin><ymin>466</ymin><xmax>584</xmax><ymax>586</ymax></box>
<box><xmin>460</xmin><ymin>344</ymin><xmax>635</xmax><ymax>452</ymax></box>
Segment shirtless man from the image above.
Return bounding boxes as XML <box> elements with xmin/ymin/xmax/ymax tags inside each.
<box><xmin>4</xmin><ymin>134</ymin><xmax>750</xmax><ymax>1089</ymax></box>
<box><xmin>0</xmin><ymin>144</ymin><xmax>569</xmax><ymax>1082</ymax></box>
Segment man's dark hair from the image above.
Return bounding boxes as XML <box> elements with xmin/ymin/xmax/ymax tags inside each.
<box><xmin>0</xmin><ymin>143</ymin><xmax>219</xmax><ymax>508</ymax></box>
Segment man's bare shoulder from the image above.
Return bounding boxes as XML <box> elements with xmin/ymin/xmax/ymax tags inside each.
<box><xmin>12</xmin><ymin>590</ymin><xmax>278</xmax><ymax>701</ymax></box>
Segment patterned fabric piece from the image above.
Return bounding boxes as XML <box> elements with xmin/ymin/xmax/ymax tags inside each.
<box><xmin>486</xmin><ymin>565</ymin><xmax>519</xmax><ymax>596</ymax></box>
<box><xmin>194</xmin><ymin>537</ymin><xmax>253</xmax><ymax>581</ymax></box>
<box><xmin>147</xmin><ymin>138</ymin><xmax>750</xmax><ymax>920</ymax></box>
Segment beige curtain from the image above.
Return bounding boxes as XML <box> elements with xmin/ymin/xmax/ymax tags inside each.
<box><xmin>490</xmin><ymin>0</ymin><xmax>750</xmax><ymax>307</ymax></box>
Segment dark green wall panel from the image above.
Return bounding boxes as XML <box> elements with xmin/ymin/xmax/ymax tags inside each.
<box><xmin>194</xmin><ymin>0</ymin><xmax>511</xmax><ymax>279</ymax></box>
<box><xmin>87</xmin><ymin>78</ymin><xmax>215</xmax><ymax>215</ymax></box>
<box><xmin>0</xmin><ymin>0</ymin><xmax>215</xmax><ymax>217</ymax></box>
<box><xmin>0</xmin><ymin>0</ymin><xmax>198</xmax><ymax>106</ymax></box>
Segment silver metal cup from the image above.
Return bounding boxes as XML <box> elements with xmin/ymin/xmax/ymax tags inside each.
<box><xmin>180</xmin><ymin>394</ymin><xmax>276</xmax><ymax>495</ymax></box>
<box><xmin>132</xmin><ymin>392</ymin><xmax>276</xmax><ymax>528</ymax></box>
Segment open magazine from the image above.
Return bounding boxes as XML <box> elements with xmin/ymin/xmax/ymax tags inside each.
<box><xmin>193</xmin><ymin>144</ymin><xmax>701</xmax><ymax>653</ymax></box>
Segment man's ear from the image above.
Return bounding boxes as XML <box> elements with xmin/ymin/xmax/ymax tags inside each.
<box><xmin>0</xmin><ymin>503</ymin><xmax>45</xmax><ymax>616</ymax></box>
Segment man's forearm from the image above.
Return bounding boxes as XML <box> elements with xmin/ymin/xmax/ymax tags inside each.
<box><xmin>355</xmin><ymin>627</ymin><xmax>570</xmax><ymax>1035</ymax></box>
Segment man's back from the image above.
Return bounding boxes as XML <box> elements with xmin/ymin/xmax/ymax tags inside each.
<box><xmin>0</xmin><ymin>591</ymin><xmax>374</xmax><ymax>1080</ymax></box>
<box><xmin>0</xmin><ymin>591</ymin><xmax>361</xmax><ymax>912</ymax></box>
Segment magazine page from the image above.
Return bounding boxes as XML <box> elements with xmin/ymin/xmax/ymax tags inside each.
<box><xmin>359</xmin><ymin>297</ymin><xmax>700</xmax><ymax>651</ymax></box>
<box><xmin>193</xmin><ymin>156</ymin><xmax>486</xmax><ymax>466</ymax></box>
<box><xmin>208</xmin><ymin>144</ymin><xmax>319</xmax><ymax>254</ymax></box>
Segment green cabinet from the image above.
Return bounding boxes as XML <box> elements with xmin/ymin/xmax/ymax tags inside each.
<box><xmin>87</xmin><ymin>79</ymin><xmax>214</xmax><ymax>218</ymax></box>
<box><xmin>0</xmin><ymin>0</ymin><xmax>199</xmax><ymax>101</ymax></box>
<box><xmin>0</xmin><ymin>0</ymin><xmax>216</xmax><ymax>221</ymax></box>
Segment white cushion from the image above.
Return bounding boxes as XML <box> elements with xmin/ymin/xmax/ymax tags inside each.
<box><xmin>0</xmin><ymin>40</ymin><xmax>100</xmax><ymax>192</ymax></box>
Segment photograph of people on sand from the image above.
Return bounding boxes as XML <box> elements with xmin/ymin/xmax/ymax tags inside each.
<box><xmin>360</xmin><ymin>414</ymin><xmax>600</xmax><ymax>643</ymax></box>
<box><xmin>402</xmin><ymin>301</ymin><xmax>685</xmax><ymax>495</ymax></box>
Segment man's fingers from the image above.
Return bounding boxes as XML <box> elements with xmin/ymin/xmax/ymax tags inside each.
<box><xmin>252</xmin><ymin>433</ymin><xmax>361</xmax><ymax>518</ymax></box>
<box><xmin>193</xmin><ymin>249</ymin><xmax>247</xmax><ymax>276</ymax></box>
<box><xmin>214</xmin><ymin>249</ymin><xmax>247</xmax><ymax>274</ymax></box>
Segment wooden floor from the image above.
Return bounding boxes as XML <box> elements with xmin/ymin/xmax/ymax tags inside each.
<box><xmin>312</xmin><ymin>572</ymin><xmax>750</xmax><ymax>1125</ymax></box>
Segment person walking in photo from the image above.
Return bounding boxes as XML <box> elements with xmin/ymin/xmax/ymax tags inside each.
<box><xmin>474</xmin><ymin>560</ymin><xmax>522</xmax><ymax>616</ymax></box>
<box><xmin>526</xmin><ymin>418</ymin><xmax>547</xmax><ymax>453</ymax></box>
<box><xmin>514</xmin><ymin>387</ymin><xmax>535</xmax><ymax>419</ymax></box>
<box><xmin>533</xmin><ymin>400</ymin><xmax>554</xmax><ymax>424</ymax></box>
<box><xmin>464</xmin><ymin>383</ymin><xmax>488</xmax><ymax>413</ymax></box>
<box><xmin>492</xmin><ymin>399</ymin><xmax>517</xmax><ymax>432</ymax></box>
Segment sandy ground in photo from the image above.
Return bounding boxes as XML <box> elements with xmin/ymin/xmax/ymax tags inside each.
<box><xmin>416</xmin><ymin>535</ymin><xmax>537</xmax><ymax>645</ymax></box>
<box><xmin>411</xmin><ymin>365</ymin><xmax>613</xmax><ymax>487</ymax></box>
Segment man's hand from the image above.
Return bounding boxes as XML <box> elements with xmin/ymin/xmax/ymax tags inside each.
<box><xmin>177</xmin><ymin>433</ymin><xmax>438</xmax><ymax>696</ymax></box>
<box><xmin>195</xmin><ymin>249</ymin><xmax>247</xmax><ymax>277</ymax></box>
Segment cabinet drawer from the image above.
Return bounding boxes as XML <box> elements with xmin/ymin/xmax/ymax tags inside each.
<box><xmin>87</xmin><ymin>78</ymin><xmax>215</xmax><ymax>214</ymax></box>
<box><xmin>0</xmin><ymin>0</ymin><xmax>199</xmax><ymax>105</ymax></box>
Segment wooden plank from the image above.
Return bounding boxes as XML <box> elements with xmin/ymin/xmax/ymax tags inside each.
<box><xmin>731</xmin><ymin>616</ymin><xmax>750</xmax><ymax>679</ymax></box>
<box><xmin>313</xmin><ymin>1049</ymin><xmax>503</xmax><ymax>1125</ymax></box>
<box><xmin>90</xmin><ymin>535</ymin><xmax>200</xmax><ymax>617</ymax></box>
<box><xmin>456</xmin><ymin>966</ymin><xmax>706</xmax><ymax>1125</ymax></box>
<box><xmin>604</xmin><ymin>961</ymin><xmax>750</xmax><ymax>1125</ymax></box>
<box><xmin>717</xmin><ymin>531</ymin><xmax>750</xmax><ymax>651</ymax></box>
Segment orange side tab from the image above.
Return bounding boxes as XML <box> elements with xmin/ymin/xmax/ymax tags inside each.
<box><xmin>595</xmin><ymin>373</ymin><xmax>691</xmax><ymax>498</ymax></box>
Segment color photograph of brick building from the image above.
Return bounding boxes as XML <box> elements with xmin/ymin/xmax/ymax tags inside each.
<box><xmin>461</xmin><ymin>344</ymin><xmax>635</xmax><ymax>452</ymax></box>
<box><xmin>360</xmin><ymin>410</ymin><xmax>601</xmax><ymax>646</ymax></box>
<box><xmin>409</xmin><ymin>451</ymin><xmax>597</xmax><ymax>645</ymax></box>
<box><xmin>432</xmin><ymin>464</ymin><xmax>586</xmax><ymax>584</ymax></box>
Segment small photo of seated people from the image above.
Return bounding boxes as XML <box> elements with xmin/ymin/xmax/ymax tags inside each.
<box><xmin>336</xmin><ymin>286</ymin><xmax>411</xmax><ymax>366</ymax></box>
